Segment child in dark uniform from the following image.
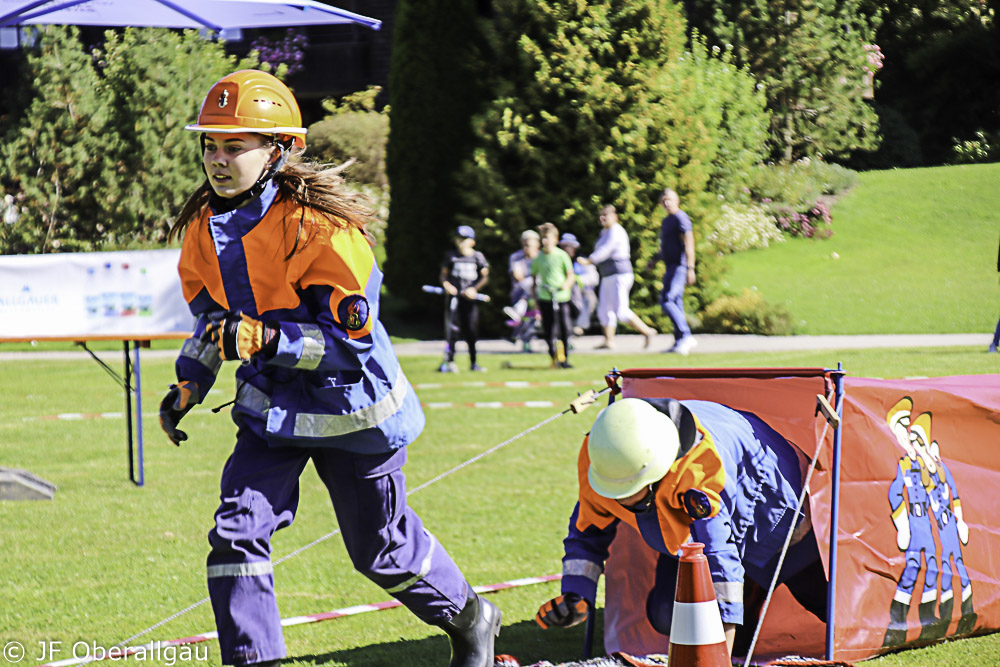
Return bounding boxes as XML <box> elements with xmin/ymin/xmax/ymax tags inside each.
<box><xmin>439</xmin><ymin>225</ymin><xmax>490</xmax><ymax>372</ymax></box>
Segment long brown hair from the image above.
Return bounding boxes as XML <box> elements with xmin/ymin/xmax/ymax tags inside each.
<box><xmin>168</xmin><ymin>156</ymin><xmax>375</xmax><ymax>256</ymax></box>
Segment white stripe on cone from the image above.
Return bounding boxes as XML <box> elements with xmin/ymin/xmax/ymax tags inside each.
<box><xmin>669</xmin><ymin>600</ymin><xmax>727</xmax><ymax>645</ymax></box>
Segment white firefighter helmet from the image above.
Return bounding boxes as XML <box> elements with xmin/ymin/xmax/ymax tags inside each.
<box><xmin>587</xmin><ymin>398</ymin><xmax>680</xmax><ymax>499</ymax></box>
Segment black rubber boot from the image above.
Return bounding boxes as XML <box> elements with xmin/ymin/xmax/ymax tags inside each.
<box><xmin>439</xmin><ymin>589</ymin><xmax>502</xmax><ymax>667</ymax></box>
<box><xmin>882</xmin><ymin>599</ymin><xmax>909</xmax><ymax>648</ymax></box>
<box><xmin>936</xmin><ymin>596</ymin><xmax>955</xmax><ymax>637</ymax></box>
<box><xmin>916</xmin><ymin>600</ymin><xmax>945</xmax><ymax>642</ymax></box>
<box><xmin>917</xmin><ymin>599</ymin><xmax>949</xmax><ymax>642</ymax></box>
<box><xmin>955</xmin><ymin>595</ymin><xmax>978</xmax><ymax>636</ymax></box>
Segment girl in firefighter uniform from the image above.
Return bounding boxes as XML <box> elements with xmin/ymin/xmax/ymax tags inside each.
<box><xmin>159</xmin><ymin>70</ymin><xmax>499</xmax><ymax>667</ymax></box>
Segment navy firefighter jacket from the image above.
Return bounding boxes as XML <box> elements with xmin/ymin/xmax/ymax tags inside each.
<box><xmin>561</xmin><ymin>399</ymin><xmax>809</xmax><ymax>624</ymax></box>
<box><xmin>172</xmin><ymin>180</ymin><xmax>424</xmax><ymax>453</ymax></box>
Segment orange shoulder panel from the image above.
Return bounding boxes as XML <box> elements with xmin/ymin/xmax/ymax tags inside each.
<box><xmin>296</xmin><ymin>216</ymin><xmax>376</xmax><ymax>339</ymax></box>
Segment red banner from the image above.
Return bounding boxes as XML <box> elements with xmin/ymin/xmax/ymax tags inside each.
<box><xmin>601</xmin><ymin>370</ymin><xmax>1000</xmax><ymax>663</ymax></box>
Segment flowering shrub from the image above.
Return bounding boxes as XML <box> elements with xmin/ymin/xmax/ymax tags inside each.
<box><xmin>249</xmin><ymin>29</ymin><xmax>308</xmax><ymax>77</ymax></box>
<box><xmin>771</xmin><ymin>199</ymin><xmax>833</xmax><ymax>239</ymax></box>
<box><xmin>709</xmin><ymin>204</ymin><xmax>784</xmax><ymax>253</ymax></box>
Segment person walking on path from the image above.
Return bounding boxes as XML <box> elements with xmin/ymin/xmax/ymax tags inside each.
<box><xmin>650</xmin><ymin>188</ymin><xmax>697</xmax><ymax>355</ymax></box>
<box><xmin>580</xmin><ymin>204</ymin><xmax>657</xmax><ymax>350</ymax></box>
<box><xmin>439</xmin><ymin>225</ymin><xmax>490</xmax><ymax>372</ymax></box>
<box><xmin>531</xmin><ymin>223</ymin><xmax>576</xmax><ymax>368</ymax></box>
<box><xmin>158</xmin><ymin>69</ymin><xmax>499</xmax><ymax>667</ymax></box>
<box><xmin>990</xmin><ymin>232</ymin><xmax>999</xmax><ymax>353</ymax></box>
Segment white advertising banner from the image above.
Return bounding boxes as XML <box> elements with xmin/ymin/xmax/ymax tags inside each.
<box><xmin>0</xmin><ymin>249</ymin><xmax>195</xmax><ymax>339</ymax></box>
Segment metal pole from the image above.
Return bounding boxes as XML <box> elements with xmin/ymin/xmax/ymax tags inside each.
<box><xmin>133</xmin><ymin>341</ymin><xmax>145</xmax><ymax>487</ymax></box>
<box><xmin>825</xmin><ymin>363</ymin><xmax>846</xmax><ymax>660</ymax></box>
<box><xmin>124</xmin><ymin>341</ymin><xmax>135</xmax><ymax>484</ymax></box>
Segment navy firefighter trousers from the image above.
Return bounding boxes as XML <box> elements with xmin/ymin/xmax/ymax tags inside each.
<box><xmin>207</xmin><ymin>425</ymin><xmax>469</xmax><ymax>665</ymax></box>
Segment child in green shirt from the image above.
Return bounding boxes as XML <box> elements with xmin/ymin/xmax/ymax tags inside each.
<box><xmin>531</xmin><ymin>223</ymin><xmax>577</xmax><ymax>368</ymax></box>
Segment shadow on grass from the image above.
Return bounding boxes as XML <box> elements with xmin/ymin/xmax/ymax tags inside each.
<box><xmin>295</xmin><ymin>613</ymin><xmax>605</xmax><ymax>666</ymax></box>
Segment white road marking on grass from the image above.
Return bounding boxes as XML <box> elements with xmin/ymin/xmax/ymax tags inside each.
<box><xmin>24</xmin><ymin>411</ymin><xmax>158</xmax><ymax>423</ymax></box>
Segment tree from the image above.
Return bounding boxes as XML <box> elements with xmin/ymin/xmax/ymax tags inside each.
<box><xmin>857</xmin><ymin>0</ymin><xmax>999</xmax><ymax>164</ymax></box>
<box><xmin>456</xmin><ymin>0</ymin><xmax>769</xmax><ymax>323</ymax></box>
<box><xmin>0</xmin><ymin>27</ymin><xmax>107</xmax><ymax>254</ymax></box>
<box><xmin>686</xmin><ymin>0</ymin><xmax>881</xmax><ymax>162</ymax></box>
<box><xmin>96</xmin><ymin>28</ymin><xmax>259</xmax><ymax>244</ymax></box>
<box><xmin>0</xmin><ymin>27</ymin><xmax>260</xmax><ymax>254</ymax></box>
<box><xmin>384</xmin><ymin>0</ymin><xmax>493</xmax><ymax>308</ymax></box>
<box><xmin>308</xmin><ymin>86</ymin><xmax>391</xmax><ymax>242</ymax></box>
<box><xmin>309</xmin><ymin>87</ymin><xmax>389</xmax><ymax>189</ymax></box>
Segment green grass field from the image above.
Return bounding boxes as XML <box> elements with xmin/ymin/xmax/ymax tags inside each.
<box><xmin>724</xmin><ymin>162</ymin><xmax>1000</xmax><ymax>335</ymax></box>
<box><xmin>1</xmin><ymin>346</ymin><xmax>998</xmax><ymax>666</ymax></box>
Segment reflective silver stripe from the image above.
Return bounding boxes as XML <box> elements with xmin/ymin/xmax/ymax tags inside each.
<box><xmin>292</xmin><ymin>365</ymin><xmax>410</xmax><ymax>439</ymax></box>
<box><xmin>713</xmin><ymin>581</ymin><xmax>744</xmax><ymax>605</ymax></box>
<box><xmin>236</xmin><ymin>382</ymin><xmax>271</xmax><ymax>416</ymax></box>
<box><xmin>207</xmin><ymin>561</ymin><xmax>273</xmax><ymax>579</ymax></box>
<box><xmin>563</xmin><ymin>559</ymin><xmax>602</xmax><ymax>583</ymax></box>
<box><xmin>180</xmin><ymin>336</ymin><xmax>222</xmax><ymax>374</ymax></box>
<box><xmin>385</xmin><ymin>533</ymin><xmax>436</xmax><ymax>594</ymax></box>
<box><xmin>293</xmin><ymin>323</ymin><xmax>325</xmax><ymax>371</ymax></box>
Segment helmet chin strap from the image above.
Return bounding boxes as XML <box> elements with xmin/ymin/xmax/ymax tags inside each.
<box><xmin>203</xmin><ymin>135</ymin><xmax>293</xmax><ymax>214</ymax></box>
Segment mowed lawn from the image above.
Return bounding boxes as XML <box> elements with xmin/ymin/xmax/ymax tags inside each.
<box><xmin>724</xmin><ymin>162</ymin><xmax>1000</xmax><ymax>335</ymax></box>
<box><xmin>1</xmin><ymin>347</ymin><xmax>998</xmax><ymax>666</ymax></box>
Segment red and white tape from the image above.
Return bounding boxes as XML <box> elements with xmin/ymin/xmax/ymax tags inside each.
<box><xmin>24</xmin><ymin>399</ymin><xmax>571</xmax><ymax>422</ymax></box>
<box><xmin>36</xmin><ymin>574</ymin><xmax>561</xmax><ymax>667</ymax></box>
<box><xmin>414</xmin><ymin>380</ymin><xmax>599</xmax><ymax>390</ymax></box>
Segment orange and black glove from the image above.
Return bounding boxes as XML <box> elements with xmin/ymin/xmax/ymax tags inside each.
<box><xmin>202</xmin><ymin>311</ymin><xmax>280</xmax><ymax>363</ymax></box>
<box><xmin>159</xmin><ymin>380</ymin><xmax>199</xmax><ymax>446</ymax></box>
<box><xmin>535</xmin><ymin>593</ymin><xmax>589</xmax><ymax>629</ymax></box>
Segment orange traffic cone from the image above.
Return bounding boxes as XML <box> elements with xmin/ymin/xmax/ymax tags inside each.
<box><xmin>667</xmin><ymin>541</ymin><xmax>731</xmax><ymax>666</ymax></box>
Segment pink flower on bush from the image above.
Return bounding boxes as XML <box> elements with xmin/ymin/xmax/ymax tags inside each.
<box><xmin>863</xmin><ymin>44</ymin><xmax>884</xmax><ymax>76</ymax></box>
<box><xmin>769</xmin><ymin>199</ymin><xmax>833</xmax><ymax>239</ymax></box>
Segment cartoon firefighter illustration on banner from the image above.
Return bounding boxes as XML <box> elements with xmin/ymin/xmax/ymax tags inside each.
<box><xmin>882</xmin><ymin>397</ymin><xmax>976</xmax><ymax>647</ymax></box>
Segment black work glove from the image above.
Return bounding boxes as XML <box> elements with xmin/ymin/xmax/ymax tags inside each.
<box><xmin>202</xmin><ymin>311</ymin><xmax>280</xmax><ymax>363</ymax></box>
<box><xmin>159</xmin><ymin>380</ymin><xmax>199</xmax><ymax>446</ymax></box>
<box><xmin>535</xmin><ymin>592</ymin><xmax>589</xmax><ymax>629</ymax></box>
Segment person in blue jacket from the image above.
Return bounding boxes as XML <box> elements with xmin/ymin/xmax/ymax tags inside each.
<box><xmin>535</xmin><ymin>397</ymin><xmax>827</xmax><ymax>658</ymax></box>
<box><xmin>158</xmin><ymin>70</ymin><xmax>499</xmax><ymax>667</ymax></box>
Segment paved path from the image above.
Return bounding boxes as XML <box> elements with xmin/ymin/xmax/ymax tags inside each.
<box><xmin>0</xmin><ymin>332</ymin><xmax>991</xmax><ymax>362</ymax></box>
<box><xmin>392</xmin><ymin>332</ymin><xmax>992</xmax><ymax>357</ymax></box>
